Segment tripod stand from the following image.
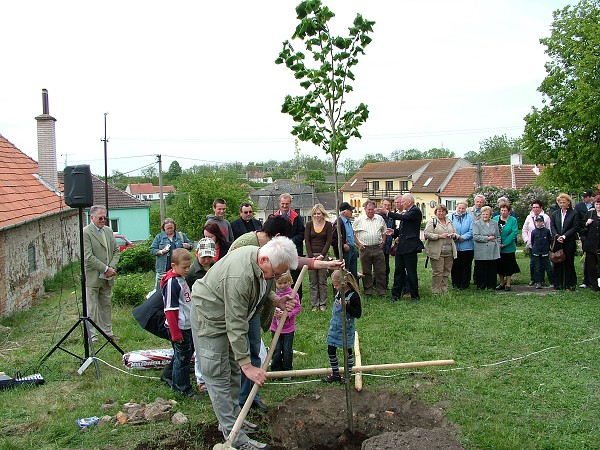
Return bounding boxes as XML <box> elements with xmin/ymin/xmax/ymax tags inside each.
<box><xmin>39</xmin><ymin>207</ymin><xmax>124</xmax><ymax>379</ymax></box>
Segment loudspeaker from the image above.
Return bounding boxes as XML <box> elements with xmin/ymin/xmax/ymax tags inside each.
<box><xmin>64</xmin><ymin>165</ymin><xmax>94</xmax><ymax>208</ymax></box>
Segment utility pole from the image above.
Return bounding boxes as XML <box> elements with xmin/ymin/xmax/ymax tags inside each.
<box><xmin>157</xmin><ymin>154</ymin><xmax>165</xmax><ymax>224</ymax></box>
<box><xmin>102</xmin><ymin>112</ymin><xmax>109</xmax><ymax>220</ymax></box>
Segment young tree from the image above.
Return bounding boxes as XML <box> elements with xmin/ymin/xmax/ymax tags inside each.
<box><xmin>276</xmin><ymin>0</ymin><xmax>374</xmax><ymax>431</ymax></box>
<box><xmin>523</xmin><ymin>0</ymin><xmax>600</xmax><ymax>191</ymax></box>
<box><xmin>276</xmin><ymin>0</ymin><xmax>374</xmax><ymax>194</ymax></box>
<box><xmin>166</xmin><ymin>160</ymin><xmax>183</xmax><ymax>181</ymax></box>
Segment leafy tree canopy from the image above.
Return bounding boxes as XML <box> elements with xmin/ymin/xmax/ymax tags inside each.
<box><xmin>522</xmin><ymin>0</ymin><xmax>600</xmax><ymax>191</ymax></box>
<box><xmin>168</xmin><ymin>172</ymin><xmax>250</xmax><ymax>240</ymax></box>
<box><xmin>276</xmin><ymin>0</ymin><xmax>374</xmax><ymax>166</ymax></box>
<box><xmin>464</xmin><ymin>135</ymin><xmax>526</xmax><ymax>165</ymax></box>
<box><xmin>390</xmin><ymin>148</ymin><xmax>455</xmax><ymax>161</ymax></box>
<box><xmin>166</xmin><ymin>160</ymin><xmax>182</xmax><ymax>181</ymax></box>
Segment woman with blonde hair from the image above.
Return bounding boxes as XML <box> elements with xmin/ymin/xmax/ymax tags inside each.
<box><xmin>550</xmin><ymin>193</ymin><xmax>581</xmax><ymax>290</ymax></box>
<box><xmin>305</xmin><ymin>203</ymin><xmax>333</xmax><ymax>311</ymax></box>
<box><xmin>424</xmin><ymin>205</ymin><xmax>457</xmax><ymax>294</ymax></box>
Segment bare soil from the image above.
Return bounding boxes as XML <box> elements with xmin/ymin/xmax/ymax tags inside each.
<box><xmin>135</xmin><ymin>388</ymin><xmax>464</xmax><ymax>450</ymax></box>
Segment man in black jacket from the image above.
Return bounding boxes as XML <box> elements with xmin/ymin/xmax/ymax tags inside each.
<box><xmin>387</xmin><ymin>194</ymin><xmax>424</xmax><ymax>301</ymax></box>
<box><xmin>230</xmin><ymin>202</ymin><xmax>262</xmax><ymax>240</ymax></box>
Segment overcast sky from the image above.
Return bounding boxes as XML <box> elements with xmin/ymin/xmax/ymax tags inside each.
<box><xmin>0</xmin><ymin>0</ymin><xmax>573</xmax><ymax>176</ymax></box>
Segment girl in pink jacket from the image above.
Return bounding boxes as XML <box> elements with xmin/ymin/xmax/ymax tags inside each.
<box><xmin>270</xmin><ymin>271</ymin><xmax>302</xmax><ymax>373</ymax></box>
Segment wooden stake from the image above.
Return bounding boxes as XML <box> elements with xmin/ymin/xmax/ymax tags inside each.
<box><xmin>267</xmin><ymin>359</ymin><xmax>455</xmax><ymax>379</ymax></box>
<box><xmin>354</xmin><ymin>331</ymin><xmax>363</xmax><ymax>392</ymax></box>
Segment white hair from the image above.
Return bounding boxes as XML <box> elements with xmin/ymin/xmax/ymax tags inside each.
<box><xmin>259</xmin><ymin>236</ymin><xmax>298</xmax><ymax>270</ymax></box>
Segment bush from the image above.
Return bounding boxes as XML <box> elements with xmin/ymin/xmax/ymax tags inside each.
<box><xmin>118</xmin><ymin>238</ymin><xmax>155</xmax><ymax>274</ymax></box>
<box><xmin>113</xmin><ymin>272</ymin><xmax>153</xmax><ymax>306</ymax></box>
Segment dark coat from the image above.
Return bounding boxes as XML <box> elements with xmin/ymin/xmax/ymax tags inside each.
<box><xmin>332</xmin><ymin>217</ymin><xmax>349</xmax><ymax>259</ymax></box>
<box><xmin>230</xmin><ymin>217</ymin><xmax>262</xmax><ymax>240</ymax></box>
<box><xmin>275</xmin><ymin>209</ymin><xmax>305</xmax><ymax>257</ymax></box>
<box><xmin>581</xmin><ymin>210</ymin><xmax>600</xmax><ymax>253</ymax></box>
<box><xmin>550</xmin><ymin>208</ymin><xmax>581</xmax><ymax>242</ymax></box>
<box><xmin>388</xmin><ymin>205</ymin><xmax>424</xmax><ymax>255</ymax></box>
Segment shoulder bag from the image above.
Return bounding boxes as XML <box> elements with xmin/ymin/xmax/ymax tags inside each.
<box><xmin>550</xmin><ymin>237</ymin><xmax>566</xmax><ymax>263</ymax></box>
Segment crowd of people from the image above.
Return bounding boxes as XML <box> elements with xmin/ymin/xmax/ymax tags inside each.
<box><xmin>85</xmin><ymin>187</ymin><xmax>598</xmax><ymax>450</ymax></box>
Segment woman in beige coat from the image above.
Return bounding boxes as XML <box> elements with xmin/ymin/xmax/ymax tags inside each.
<box><xmin>424</xmin><ymin>205</ymin><xmax>457</xmax><ymax>294</ymax></box>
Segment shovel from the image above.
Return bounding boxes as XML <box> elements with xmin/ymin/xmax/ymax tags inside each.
<box><xmin>213</xmin><ymin>264</ymin><xmax>308</xmax><ymax>450</ymax></box>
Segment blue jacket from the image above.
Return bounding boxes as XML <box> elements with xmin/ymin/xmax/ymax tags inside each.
<box><xmin>451</xmin><ymin>212</ymin><xmax>474</xmax><ymax>251</ymax></box>
<box><xmin>150</xmin><ymin>231</ymin><xmax>192</xmax><ymax>273</ymax></box>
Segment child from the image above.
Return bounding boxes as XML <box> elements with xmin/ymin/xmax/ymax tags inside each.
<box><xmin>530</xmin><ymin>215</ymin><xmax>554</xmax><ymax>289</ymax></box>
<box><xmin>323</xmin><ymin>269</ymin><xmax>362</xmax><ymax>383</ymax></box>
<box><xmin>270</xmin><ymin>271</ymin><xmax>301</xmax><ymax>374</ymax></box>
<box><xmin>161</xmin><ymin>248</ymin><xmax>196</xmax><ymax>397</ymax></box>
<box><xmin>184</xmin><ymin>238</ymin><xmax>216</xmax><ymax>395</ymax></box>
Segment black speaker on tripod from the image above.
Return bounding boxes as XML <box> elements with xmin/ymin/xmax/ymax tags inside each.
<box><xmin>64</xmin><ymin>165</ymin><xmax>94</xmax><ymax>208</ymax></box>
<box><xmin>40</xmin><ymin>164</ymin><xmax>123</xmax><ymax>378</ymax></box>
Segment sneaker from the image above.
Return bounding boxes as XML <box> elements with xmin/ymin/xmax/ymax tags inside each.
<box><xmin>311</xmin><ymin>307</ymin><xmax>317</xmax><ymax>312</ymax></box>
<box><xmin>495</xmin><ymin>285</ymin><xmax>505</xmax><ymax>291</ymax></box>
<box><xmin>528</xmin><ymin>281</ymin><xmax>535</xmax><ymax>286</ymax></box>
<box><xmin>238</xmin><ymin>438</ymin><xmax>270</xmax><ymax>449</ymax></box>
<box><xmin>535</xmin><ymin>283</ymin><xmax>542</xmax><ymax>289</ymax></box>
<box><xmin>579</xmin><ymin>283</ymin><xmax>587</xmax><ymax>288</ymax></box>
<box><xmin>321</xmin><ymin>373</ymin><xmax>342</xmax><ymax>383</ymax></box>
<box><xmin>504</xmin><ymin>286</ymin><xmax>511</xmax><ymax>292</ymax></box>
<box><xmin>319</xmin><ymin>305</ymin><xmax>326</xmax><ymax>311</ymax></box>
<box><xmin>218</xmin><ymin>420</ymin><xmax>258</xmax><ymax>434</ymax></box>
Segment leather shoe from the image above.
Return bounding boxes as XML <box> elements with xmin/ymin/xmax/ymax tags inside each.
<box><xmin>251</xmin><ymin>399</ymin><xmax>269</xmax><ymax>412</ymax></box>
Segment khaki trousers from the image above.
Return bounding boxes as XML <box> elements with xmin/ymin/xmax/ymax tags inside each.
<box><xmin>430</xmin><ymin>253</ymin><xmax>454</xmax><ymax>294</ymax></box>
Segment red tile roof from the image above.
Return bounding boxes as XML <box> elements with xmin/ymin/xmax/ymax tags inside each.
<box><xmin>0</xmin><ymin>135</ymin><xmax>66</xmax><ymax>230</ymax></box>
<box><xmin>412</xmin><ymin>158</ymin><xmax>467</xmax><ymax>193</ymax></box>
<box><xmin>127</xmin><ymin>183</ymin><xmax>176</xmax><ymax>195</ymax></box>
<box><xmin>440</xmin><ymin>164</ymin><xmax>543</xmax><ymax>197</ymax></box>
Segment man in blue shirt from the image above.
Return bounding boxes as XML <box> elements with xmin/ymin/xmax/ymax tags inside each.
<box><xmin>332</xmin><ymin>202</ymin><xmax>358</xmax><ymax>279</ymax></box>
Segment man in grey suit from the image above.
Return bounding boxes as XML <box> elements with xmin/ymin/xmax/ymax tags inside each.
<box><xmin>83</xmin><ymin>205</ymin><xmax>120</xmax><ymax>340</ymax></box>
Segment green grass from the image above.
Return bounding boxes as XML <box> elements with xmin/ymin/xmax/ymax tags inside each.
<box><xmin>1</xmin><ymin>253</ymin><xmax>599</xmax><ymax>449</ymax></box>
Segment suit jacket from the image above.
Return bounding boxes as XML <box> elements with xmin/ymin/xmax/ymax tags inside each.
<box><xmin>388</xmin><ymin>205</ymin><xmax>424</xmax><ymax>255</ymax></box>
<box><xmin>83</xmin><ymin>223</ymin><xmax>120</xmax><ymax>288</ymax></box>
<box><xmin>473</xmin><ymin>220</ymin><xmax>501</xmax><ymax>261</ymax></box>
<box><xmin>230</xmin><ymin>217</ymin><xmax>262</xmax><ymax>240</ymax></box>
<box><xmin>581</xmin><ymin>210</ymin><xmax>600</xmax><ymax>252</ymax></box>
<box><xmin>550</xmin><ymin>208</ymin><xmax>581</xmax><ymax>242</ymax></box>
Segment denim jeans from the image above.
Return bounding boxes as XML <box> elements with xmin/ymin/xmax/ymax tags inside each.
<box><xmin>238</xmin><ymin>312</ymin><xmax>262</xmax><ymax>405</ymax></box>
<box><xmin>270</xmin><ymin>331</ymin><xmax>294</xmax><ymax>371</ymax></box>
<box><xmin>171</xmin><ymin>328</ymin><xmax>194</xmax><ymax>394</ymax></box>
<box><xmin>343</xmin><ymin>246</ymin><xmax>358</xmax><ymax>279</ymax></box>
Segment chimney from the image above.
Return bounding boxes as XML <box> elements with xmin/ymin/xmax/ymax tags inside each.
<box><xmin>35</xmin><ymin>89</ymin><xmax>58</xmax><ymax>189</ymax></box>
<box><xmin>510</xmin><ymin>153</ymin><xmax>522</xmax><ymax>166</ymax></box>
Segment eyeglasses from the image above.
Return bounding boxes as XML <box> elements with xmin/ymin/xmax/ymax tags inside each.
<box><xmin>269</xmin><ymin>261</ymin><xmax>285</xmax><ymax>279</ymax></box>
<box><xmin>96</xmin><ymin>216</ymin><xmax>107</xmax><ymax>221</ymax></box>
<box><xmin>242</xmin><ymin>210</ymin><xmax>253</xmax><ymax>214</ymax></box>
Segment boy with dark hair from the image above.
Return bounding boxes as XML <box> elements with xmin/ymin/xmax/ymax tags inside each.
<box><xmin>161</xmin><ymin>248</ymin><xmax>196</xmax><ymax>397</ymax></box>
<box><xmin>531</xmin><ymin>216</ymin><xmax>554</xmax><ymax>289</ymax></box>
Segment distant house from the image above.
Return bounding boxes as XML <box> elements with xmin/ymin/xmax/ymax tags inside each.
<box><xmin>125</xmin><ymin>183</ymin><xmax>176</xmax><ymax>201</ymax></box>
<box><xmin>0</xmin><ymin>91</ymin><xmax>78</xmax><ymax>316</ymax></box>
<box><xmin>439</xmin><ymin>156</ymin><xmax>542</xmax><ymax>211</ymax></box>
<box><xmin>246</xmin><ymin>171</ymin><xmax>273</xmax><ymax>184</ymax></box>
<box><xmin>249</xmin><ymin>180</ymin><xmax>315</xmax><ymax>221</ymax></box>
<box><xmin>339</xmin><ymin>158</ymin><xmax>471</xmax><ymax>220</ymax></box>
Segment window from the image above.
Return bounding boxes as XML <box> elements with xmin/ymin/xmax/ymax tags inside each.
<box><xmin>423</xmin><ymin>176</ymin><xmax>434</xmax><ymax>187</ymax></box>
<box><xmin>28</xmin><ymin>243</ymin><xmax>36</xmax><ymax>274</ymax></box>
<box><xmin>110</xmin><ymin>218</ymin><xmax>119</xmax><ymax>233</ymax></box>
<box><xmin>372</xmin><ymin>181</ymin><xmax>380</xmax><ymax>191</ymax></box>
<box><xmin>400</xmin><ymin>181</ymin><xmax>408</xmax><ymax>191</ymax></box>
<box><xmin>446</xmin><ymin>200</ymin><xmax>457</xmax><ymax>211</ymax></box>
<box><xmin>385</xmin><ymin>181</ymin><xmax>393</xmax><ymax>192</ymax></box>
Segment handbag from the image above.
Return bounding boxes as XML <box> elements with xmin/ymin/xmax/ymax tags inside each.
<box><xmin>550</xmin><ymin>238</ymin><xmax>566</xmax><ymax>263</ymax></box>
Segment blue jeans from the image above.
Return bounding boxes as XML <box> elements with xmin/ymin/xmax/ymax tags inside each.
<box><xmin>271</xmin><ymin>331</ymin><xmax>294</xmax><ymax>371</ymax></box>
<box><xmin>343</xmin><ymin>246</ymin><xmax>358</xmax><ymax>279</ymax></box>
<box><xmin>238</xmin><ymin>312</ymin><xmax>262</xmax><ymax>406</ymax></box>
<box><xmin>171</xmin><ymin>328</ymin><xmax>194</xmax><ymax>394</ymax></box>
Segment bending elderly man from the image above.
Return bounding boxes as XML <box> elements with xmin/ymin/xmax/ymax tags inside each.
<box><xmin>191</xmin><ymin>236</ymin><xmax>298</xmax><ymax>450</ymax></box>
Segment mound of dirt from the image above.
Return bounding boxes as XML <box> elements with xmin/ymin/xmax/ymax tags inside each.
<box><xmin>135</xmin><ymin>388</ymin><xmax>464</xmax><ymax>450</ymax></box>
<box><xmin>268</xmin><ymin>388</ymin><xmax>464</xmax><ymax>450</ymax></box>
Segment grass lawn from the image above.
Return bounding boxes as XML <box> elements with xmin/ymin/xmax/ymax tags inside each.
<box><xmin>1</xmin><ymin>253</ymin><xmax>599</xmax><ymax>449</ymax></box>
